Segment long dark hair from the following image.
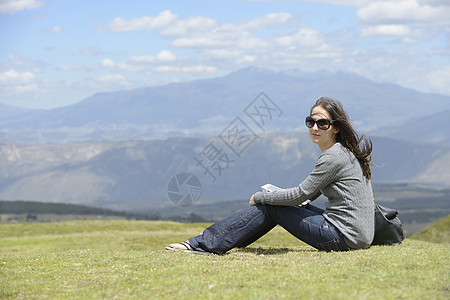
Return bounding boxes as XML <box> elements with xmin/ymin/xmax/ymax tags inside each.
<box><xmin>311</xmin><ymin>97</ymin><xmax>373</xmax><ymax>180</ymax></box>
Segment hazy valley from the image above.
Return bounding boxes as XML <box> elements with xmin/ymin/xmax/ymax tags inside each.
<box><xmin>0</xmin><ymin>68</ymin><xmax>449</xmax><ymax>222</ymax></box>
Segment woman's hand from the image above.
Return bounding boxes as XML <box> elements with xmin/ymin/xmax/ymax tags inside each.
<box><xmin>249</xmin><ymin>195</ymin><xmax>256</xmax><ymax>206</ymax></box>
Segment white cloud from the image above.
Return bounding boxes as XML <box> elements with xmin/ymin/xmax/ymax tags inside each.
<box><xmin>417</xmin><ymin>0</ymin><xmax>450</xmax><ymax>7</ymax></box>
<box><xmin>290</xmin><ymin>0</ymin><xmax>450</xmax><ymax>9</ymax></box>
<box><xmin>101</xmin><ymin>51</ymin><xmax>177</xmax><ymax>74</ymax></box>
<box><xmin>171</xmin><ymin>29</ymin><xmax>270</xmax><ymax>50</ymax></box>
<box><xmin>352</xmin><ymin>0</ymin><xmax>450</xmax><ymax>42</ymax></box>
<box><xmin>296</xmin><ymin>0</ymin><xmax>371</xmax><ymax>7</ymax></box>
<box><xmin>204</xmin><ymin>49</ymin><xmax>256</xmax><ymax>64</ymax></box>
<box><xmin>0</xmin><ymin>69</ymin><xmax>38</xmax><ymax>97</ymax></box>
<box><xmin>171</xmin><ymin>37</ymin><xmax>229</xmax><ymax>48</ymax></box>
<box><xmin>106</xmin><ymin>10</ymin><xmax>341</xmax><ymax>75</ymax></box>
<box><xmin>275</xmin><ymin>27</ymin><xmax>324</xmax><ymax>48</ymax></box>
<box><xmin>171</xmin><ymin>12</ymin><xmax>293</xmax><ymax>49</ymax></box>
<box><xmin>49</xmin><ymin>25</ymin><xmax>64</xmax><ymax>33</ymax></box>
<box><xmin>237</xmin><ymin>55</ymin><xmax>256</xmax><ymax>64</ymax></box>
<box><xmin>0</xmin><ymin>69</ymin><xmax>35</xmax><ymax>84</ymax></box>
<box><xmin>105</xmin><ymin>11</ymin><xmax>293</xmax><ymax>51</ymax></box>
<box><xmin>14</xmin><ymin>83</ymin><xmax>38</xmax><ymax>94</ymax></box>
<box><xmin>105</xmin><ymin>10</ymin><xmax>178</xmax><ymax>32</ymax></box>
<box><xmin>0</xmin><ymin>0</ymin><xmax>45</xmax><ymax>14</ymax></box>
<box><xmin>105</xmin><ymin>10</ymin><xmax>294</xmax><ymax>36</ymax></box>
<box><xmin>245</xmin><ymin>12</ymin><xmax>295</xmax><ymax>30</ymax></box>
<box><xmin>41</xmin><ymin>25</ymin><xmax>63</xmax><ymax>33</ymax></box>
<box><xmin>153</xmin><ymin>65</ymin><xmax>216</xmax><ymax>74</ymax></box>
<box><xmin>156</xmin><ymin>50</ymin><xmax>177</xmax><ymax>62</ymax></box>
<box><xmin>95</xmin><ymin>74</ymin><xmax>127</xmax><ymax>84</ymax></box>
<box><xmin>342</xmin><ymin>48</ymin><xmax>450</xmax><ymax>96</ymax></box>
<box><xmin>130</xmin><ymin>50</ymin><xmax>176</xmax><ymax>63</ymax></box>
<box><xmin>357</xmin><ymin>0</ymin><xmax>450</xmax><ymax>24</ymax></box>
<box><xmin>6</xmin><ymin>52</ymin><xmax>37</xmax><ymax>67</ymax></box>
<box><xmin>204</xmin><ymin>49</ymin><xmax>242</xmax><ymax>59</ymax></box>
<box><xmin>160</xmin><ymin>16</ymin><xmax>217</xmax><ymax>35</ymax></box>
<box><xmin>116</xmin><ymin>63</ymin><xmax>144</xmax><ymax>72</ymax></box>
<box><xmin>361</xmin><ymin>25</ymin><xmax>412</xmax><ymax>37</ymax></box>
<box><xmin>101</xmin><ymin>58</ymin><xmax>116</xmax><ymax>68</ymax></box>
<box><xmin>427</xmin><ymin>66</ymin><xmax>450</xmax><ymax>95</ymax></box>
<box><xmin>100</xmin><ymin>58</ymin><xmax>144</xmax><ymax>72</ymax></box>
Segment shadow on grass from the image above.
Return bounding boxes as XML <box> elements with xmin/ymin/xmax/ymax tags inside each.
<box><xmin>233</xmin><ymin>247</ymin><xmax>316</xmax><ymax>255</ymax></box>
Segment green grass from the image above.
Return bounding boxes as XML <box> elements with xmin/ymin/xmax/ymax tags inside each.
<box><xmin>409</xmin><ymin>215</ymin><xmax>450</xmax><ymax>244</ymax></box>
<box><xmin>1</xmin><ymin>220</ymin><xmax>449</xmax><ymax>299</ymax></box>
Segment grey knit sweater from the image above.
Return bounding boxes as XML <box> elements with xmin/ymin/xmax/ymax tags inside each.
<box><xmin>253</xmin><ymin>142</ymin><xmax>375</xmax><ymax>249</ymax></box>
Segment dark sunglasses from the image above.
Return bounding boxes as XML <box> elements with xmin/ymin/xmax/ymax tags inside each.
<box><xmin>305</xmin><ymin>116</ymin><xmax>334</xmax><ymax>130</ymax></box>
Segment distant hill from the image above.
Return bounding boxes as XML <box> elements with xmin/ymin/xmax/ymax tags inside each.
<box><xmin>370</xmin><ymin>136</ymin><xmax>450</xmax><ymax>185</ymax></box>
<box><xmin>0</xmin><ymin>134</ymin><xmax>449</xmax><ymax>211</ymax></box>
<box><xmin>1</xmin><ymin>67</ymin><xmax>450</xmax><ymax>143</ymax></box>
<box><xmin>0</xmin><ymin>103</ymin><xmax>31</xmax><ymax>120</ymax></box>
<box><xmin>370</xmin><ymin>109</ymin><xmax>450</xmax><ymax>146</ymax></box>
<box><xmin>0</xmin><ymin>200</ymin><xmax>132</xmax><ymax>216</ymax></box>
<box><xmin>2</xmin><ymin>190</ymin><xmax>448</xmax><ymax>235</ymax></box>
<box><xmin>410</xmin><ymin>215</ymin><xmax>450</xmax><ymax>244</ymax></box>
<box><xmin>0</xmin><ymin>200</ymin><xmax>207</xmax><ymax>223</ymax></box>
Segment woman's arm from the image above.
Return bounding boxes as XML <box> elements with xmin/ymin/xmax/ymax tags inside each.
<box><xmin>252</xmin><ymin>151</ymin><xmax>342</xmax><ymax>206</ymax></box>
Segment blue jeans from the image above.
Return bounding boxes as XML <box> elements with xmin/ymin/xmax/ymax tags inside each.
<box><xmin>189</xmin><ymin>204</ymin><xmax>351</xmax><ymax>254</ymax></box>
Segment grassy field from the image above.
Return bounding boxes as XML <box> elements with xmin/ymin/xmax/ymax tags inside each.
<box><xmin>1</xmin><ymin>220</ymin><xmax>449</xmax><ymax>299</ymax></box>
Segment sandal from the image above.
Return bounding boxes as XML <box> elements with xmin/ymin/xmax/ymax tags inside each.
<box><xmin>165</xmin><ymin>241</ymin><xmax>212</xmax><ymax>255</ymax></box>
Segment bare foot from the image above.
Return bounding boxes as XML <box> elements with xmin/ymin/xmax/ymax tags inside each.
<box><xmin>169</xmin><ymin>243</ymin><xmax>189</xmax><ymax>250</ymax></box>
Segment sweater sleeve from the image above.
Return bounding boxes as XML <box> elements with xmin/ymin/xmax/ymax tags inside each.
<box><xmin>252</xmin><ymin>151</ymin><xmax>341</xmax><ymax>206</ymax></box>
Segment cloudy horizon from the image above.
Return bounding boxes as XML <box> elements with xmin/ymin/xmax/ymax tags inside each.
<box><xmin>1</xmin><ymin>0</ymin><xmax>449</xmax><ymax>109</ymax></box>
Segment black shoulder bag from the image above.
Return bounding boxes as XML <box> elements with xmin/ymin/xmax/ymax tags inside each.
<box><xmin>372</xmin><ymin>204</ymin><xmax>405</xmax><ymax>246</ymax></box>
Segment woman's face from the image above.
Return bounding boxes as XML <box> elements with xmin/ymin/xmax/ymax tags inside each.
<box><xmin>308</xmin><ymin>106</ymin><xmax>339</xmax><ymax>152</ymax></box>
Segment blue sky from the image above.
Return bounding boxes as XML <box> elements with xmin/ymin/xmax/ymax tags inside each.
<box><xmin>1</xmin><ymin>0</ymin><xmax>449</xmax><ymax>109</ymax></box>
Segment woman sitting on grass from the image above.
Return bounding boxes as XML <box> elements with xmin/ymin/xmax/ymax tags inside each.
<box><xmin>166</xmin><ymin>97</ymin><xmax>374</xmax><ymax>254</ymax></box>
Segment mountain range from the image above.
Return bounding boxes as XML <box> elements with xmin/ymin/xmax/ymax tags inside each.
<box><xmin>0</xmin><ymin>67</ymin><xmax>449</xmax><ymax>210</ymax></box>
<box><xmin>1</xmin><ymin>67</ymin><xmax>450</xmax><ymax>143</ymax></box>
<box><xmin>371</xmin><ymin>109</ymin><xmax>450</xmax><ymax>145</ymax></box>
<box><xmin>0</xmin><ymin>133</ymin><xmax>449</xmax><ymax>211</ymax></box>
